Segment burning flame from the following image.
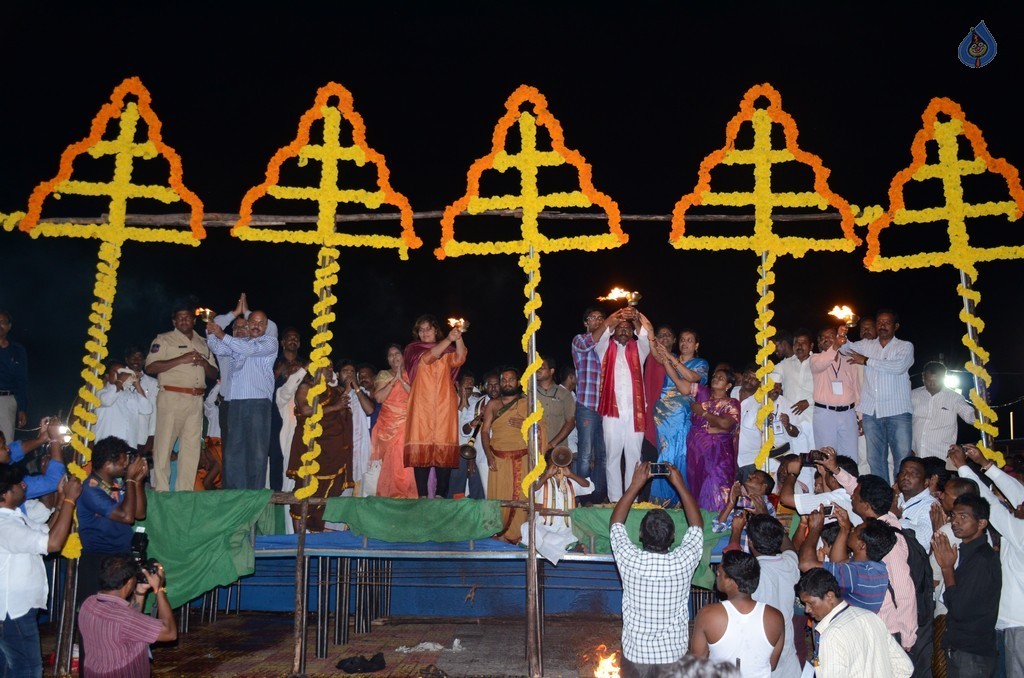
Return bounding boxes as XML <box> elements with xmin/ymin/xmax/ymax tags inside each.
<box><xmin>827</xmin><ymin>305</ymin><xmax>855</xmax><ymax>322</ymax></box>
<box><xmin>587</xmin><ymin>644</ymin><xmax>620</xmax><ymax>678</ymax></box>
<box><xmin>194</xmin><ymin>307</ymin><xmax>213</xmax><ymax>316</ymax></box>
<box><xmin>598</xmin><ymin>288</ymin><xmax>633</xmax><ymax>302</ymax></box>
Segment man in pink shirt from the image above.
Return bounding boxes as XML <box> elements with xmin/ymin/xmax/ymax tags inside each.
<box><xmin>78</xmin><ymin>554</ymin><xmax>177</xmax><ymax>677</ymax></box>
<box><xmin>810</xmin><ymin>327</ymin><xmax>861</xmax><ymax>460</ymax></box>
<box><xmin>818</xmin><ymin>449</ymin><xmax>926</xmax><ymax>672</ymax></box>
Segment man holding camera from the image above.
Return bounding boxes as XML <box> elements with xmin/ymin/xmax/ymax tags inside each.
<box><xmin>0</xmin><ymin>462</ymin><xmax>81</xmax><ymax>676</ymax></box>
<box><xmin>78</xmin><ymin>554</ymin><xmax>176</xmax><ymax>677</ymax></box>
<box><xmin>77</xmin><ymin>437</ymin><xmax>149</xmax><ymax>605</ymax></box>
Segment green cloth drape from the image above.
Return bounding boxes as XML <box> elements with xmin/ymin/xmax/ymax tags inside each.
<box><xmin>570</xmin><ymin>507</ymin><xmax>722</xmax><ymax>589</ymax></box>
<box><xmin>322</xmin><ymin>496</ymin><xmax>504</xmax><ymax>542</ymax></box>
<box><xmin>137</xmin><ymin>489</ymin><xmax>271</xmax><ymax>608</ymax></box>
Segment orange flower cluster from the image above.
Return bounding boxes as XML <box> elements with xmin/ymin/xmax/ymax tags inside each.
<box><xmin>232</xmin><ymin>81</ymin><xmax>420</xmax><ymax>258</ymax></box>
<box><xmin>436</xmin><ymin>85</ymin><xmax>625</xmax><ymax>259</ymax></box>
<box><xmin>20</xmin><ymin>77</ymin><xmax>205</xmax><ymax>241</ymax></box>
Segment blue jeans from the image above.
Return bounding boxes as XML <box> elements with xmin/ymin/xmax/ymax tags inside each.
<box><xmin>0</xmin><ymin>611</ymin><xmax>42</xmax><ymax>678</ymax></box>
<box><xmin>861</xmin><ymin>412</ymin><xmax>912</xmax><ymax>483</ymax></box>
<box><xmin>574</xmin><ymin>403</ymin><xmax>606</xmax><ymax>502</ymax></box>
<box><xmin>224</xmin><ymin>398</ymin><xmax>272</xmax><ymax>489</ymax></box>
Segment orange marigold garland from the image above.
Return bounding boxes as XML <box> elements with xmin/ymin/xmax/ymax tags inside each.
<box><xmin>866</xmin><ymin>97</ymin><xmax>1024</xmax><ymax>465</ymax></box>
<box><xmin>232</xmin><ymin>82</ymin><xmax>417</xmax><ymax>499</ymax></box>
<box><xmin>671</xmin><ymin>83</ymin><xmax>858</xmax><ymax>470</ymax></box>
<box><xmin>15</xmin><ymin>77</ymin><xmax>204</xmax><ymax>481</ymax></box>
<box><xmin>438</xmin><ymin>85</ymin><xmax>624</xmax><ymax>497</ymax></box>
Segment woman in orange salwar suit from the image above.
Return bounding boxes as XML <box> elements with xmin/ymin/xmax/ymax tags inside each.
<box><xmin>403</xmin><ymin>314</ymin><xmax>467</xmax><ymax>498</ymax></box>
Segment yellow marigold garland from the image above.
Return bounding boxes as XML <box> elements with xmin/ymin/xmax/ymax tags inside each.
<box><xmin>670</xmin><ymin>84</ymin><xmax>858</xmax><ymax>469</ymax></box>
<box><xmin>232</xmin><ymin>83</ymin><xmax>417</xmax><ymax>495</ymax></box>
<box><xmin>438</xmin><ymin>86</ymin><xmax>624</xmax><ymax>498</ymax></box>
<box><xmin>437</xmin><ymin>85</ymin><xmax>625</xmax><ymax>259</ymax></box>
<box><xmin>865</xmin><ymin>98</ymin><xmax>1024</xmax><ymax>464</ymax></box>
<box><xmin>294</xmin><ymin>246</ymin><xmax>341</xmax><ymax>499</ymax></box>
<box><xmin>233</xmin><ymin>82</ymin><xmax>420</xmax><ymax>259</ymax></box>
<box><xmin>15</xmin><ymin>78</ymin><xmax>204</xmax><ymax>476</ymax></box>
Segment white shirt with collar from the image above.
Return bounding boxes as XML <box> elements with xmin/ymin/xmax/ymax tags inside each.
<box><xmin>595</xmin><ymin>328</ymin><xmax>651</xmax><ymax>416</ymax></box>
<box><xmin>777</xmin><ymin>354</ymin><xmax>815</xmax><ymax>417</ymax></box>
<box><xmin>814</xmin><ymin>601</ymin><xmax>913</xmax><ymax>678</ymax></box>
<box><xmin>897</xmin><ymin>489</ymin><xmax>937</xmax><ymax>551</ymax></box>
<box><xmin>94</xmin><ymin>382</ymin><xmax>153</xmax><ymax>447</ymax></box>
<box><xmin>957</xmin><ymin>464</ymin><xmax>1024</xmax><ymax>629</ymax></box>
<box><xmin>0</xmin><ymin>506</ymin><xmax>50</xmax><ymax>619</ymax></box>
<box><xmin>350</xmin><ymin>387</ymin><xmax>372</xmax><ymax>485</ymax></box>
<box><xmin>910</xmin><ymin>386</ymin><xmax>975</xmax><ymax>458</ymax></box>
<box><xmin>842</xmin><ymin>337</ymin><xmax>914</xmax><ymax>418</ymax></box>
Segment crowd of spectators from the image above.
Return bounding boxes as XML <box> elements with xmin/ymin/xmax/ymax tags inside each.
<box><xmin>2</xmin><ymin>300</ymin><xmax>1023</xmax><ymax>676</ymax></box>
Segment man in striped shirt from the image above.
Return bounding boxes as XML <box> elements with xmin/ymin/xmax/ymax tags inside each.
<box><xmin>571</xmin><ymin>307</ymin><xmax>609</xmax><ymax>503</ymax></box>
<box><xmin>207</xmin><ymin>310</ymin><xmax>278</xmax><ymax>490</ymax></box>
<box><xmin>799</xmin><ymin>508</ymin><xmax>891</xmax><ymax>613</ymax></box>
<box><xmin>79</xmin><ymin>554</ymin><xmax>176</xmax><ymax>677</ymax></box>
<box><xmin>837</xmin><ymin>310</ymin><xmax>914</xmax><ymax>483</ymax></box>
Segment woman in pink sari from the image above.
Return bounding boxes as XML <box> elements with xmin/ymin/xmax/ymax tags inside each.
<box><xmin>371</xmin><ymin>343</ymin><xmax>417</xmax><ymax>498</ymax></box>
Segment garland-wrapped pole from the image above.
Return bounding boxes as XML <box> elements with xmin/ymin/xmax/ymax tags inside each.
<box><xmin>755</xmin><ymin>252</ymin><xmax>778</xmax><ymax>464</ymax></box>
<box><xmin>671</xmin><ymin>83</ymin><xmax>857</xmax><ymax>471</ymax></box>
<box><xmin>522</xmin><ymin>245</ymin><xmax>543</xmax><ymax>674</ymax></box>
<box><xmin>865</xmin><ymin>97</ymin><xmax>1024</xmax><ymax>466</ymax></box>
<box><xmin>11</xmin><ymin>78</ymin><xmax>205</xmax><ymax>675</ymax></box>
<box><xmin>232</xmin><ymin>82</ymin><xmax>418</xmax><ymax>674</ymax></box>
<box><xmin>958</xmin><ymin>272</ymin><xmax>998</xmax><ymax>450</ymax></box>
<box><xmin>437</xmin><ymin>86</ymin><xmax>624</xmax><ymax>677</ymax></box>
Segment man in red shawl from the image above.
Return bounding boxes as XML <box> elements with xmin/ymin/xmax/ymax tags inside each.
<box><xmin>596</xmin><ymin>308</ymin><xmax>652</xmax><ymax>501</ymax></box>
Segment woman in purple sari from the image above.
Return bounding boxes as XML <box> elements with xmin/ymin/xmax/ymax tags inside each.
<box><xmin>685</xmin><ymin>368</ymin><xmax>741</xmax><ymax>512</ymax></box>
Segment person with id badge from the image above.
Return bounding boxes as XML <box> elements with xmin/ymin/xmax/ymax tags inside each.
<box><xmin>810</xmin><ymin>327</ymin><xmax>860</xmax><ymax>462</ymax></box>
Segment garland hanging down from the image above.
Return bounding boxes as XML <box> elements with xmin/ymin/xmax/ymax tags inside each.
<box><xmin>17</xmin><ymin>77</ymin><xmax>205</xmax><ymax>477</ymax></box>
<box><xmin>670</xmin><ymin>83</ymin><xmax>858</xmax><ymax>470</ymax></box>
<box><xmin>13</xmin><ymin>77</ymin><xmax>205</xmax><ymax>558</ymax></box>
<box><xmin>232</xmin><ymin>82</ymin><xmax>417</xmax><ymax>499</ymax></box>
<box><xmin>438</xmin><ymin>85</ymin><xmax>625</xmax><ymax>497</ymax></box>
<box><xmin>866</xmin><ymin>97</ymin><xmax>1024</xmax><ymax>465</ymax></box>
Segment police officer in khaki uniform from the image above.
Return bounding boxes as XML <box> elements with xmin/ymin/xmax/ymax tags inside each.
<box><xmin>145</xmin><ymin>307</ymin><xmax>218</xmax><ymax>491</ymax></box>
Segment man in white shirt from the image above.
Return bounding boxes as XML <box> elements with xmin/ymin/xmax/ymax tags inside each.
<box><xmin>796</xmin><ymin>568</ymin><xmax>912</xmax><ymax>678</ymax></box>
<box><xmin>747</xmin><ymin>514</ymin><xmax>803</xmax><ymax>677</ymax></box>
<box><xmin>596</xmin><ymin>310</ymin><xmax>651</xmax><ymax>502</ymax></box>
<box><xmin>776</xmin><ymin>328</ymin><xmax>816</xmax><ymax>447</ymax></box>
<box><xmin>94</xmin><ymin>361</ymin><xmax>153</xmax><ymax>448</ymax></box>
<box><xmin>950</xmin><ymin>444</ymin><xmax>1024</xmax><ymax>678</ymax></box>
<box><xmin>778</xmin><ymin>453</ymin><xmax>864</xmax><ymax>527</ymax></box>
<box><xmin>0</xmin><ymin>464</ymin><xmax>81</xmax><ymax>676</ymax></box>
<box><xmin>894</xmin><ymin>457</ymin><xmax>937</xmax><ymax>551</ymax></box>
<box><xmin>838</xmin><ymin>310</ymin><xmax>915</xmax><ymax>483</ymax></box>
<box><xmin>125</xmin><ymin>346</ymin><xmax>159</xmax><ymax>452</ymax></box>
<box><xmin>911</xmin><ymin>362</ymin><xmax>975</xmax><ymax>459</ymax></box>
<box><xmin>338</xmin><ymin>360</ymin><xmax>375</xmax><ymax>491</ymax></box>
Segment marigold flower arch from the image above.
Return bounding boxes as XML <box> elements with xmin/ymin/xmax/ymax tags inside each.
<box><xmin>671</xmin><ymin>83</ymin><xmax>858</xmax><ymax>470</ymax></box>
<box><xmin>866</xmin><ymin>97</ymin><xmax>1024</xmax><ymax>465</ymax></box>
<box><xmin>233</xmin><ymin>82</ymin><xmax>419</xmax><ymax>499</ymax></box>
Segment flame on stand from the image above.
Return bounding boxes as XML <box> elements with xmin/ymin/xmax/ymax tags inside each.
<box><xmin>597</xmin><ymin>288</ymin><xmax>632</xmax><ymax>302</ymax></box>
<box><xmin>194</xmin><ymin>307</ymin><xmax>215</xmax><ymax>322</ymax></box>
<box><xmin>586</xmin><ymin>644</ymin><xmax>621</xmax><ymax>678</ymax></box>
<box><xmin>447</xmin><ymin>317</ymin><xmax>469</xmax><ymax>332</ymax></box>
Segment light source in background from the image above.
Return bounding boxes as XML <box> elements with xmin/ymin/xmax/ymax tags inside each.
<box><xmin>194</xmin><ymin>307</ymin><xmax>215</xmax><ymax>323</ymax></box>
<box><xmin>944</xmin><ymin>372</ymin><xmax>961</xmax><ymax>390</ymax></box>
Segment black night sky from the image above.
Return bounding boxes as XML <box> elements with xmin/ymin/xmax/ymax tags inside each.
<box><xmin>3</xmin><ymin>4</ymin><xmax>1023</xmax><ymax>433</ymax></box>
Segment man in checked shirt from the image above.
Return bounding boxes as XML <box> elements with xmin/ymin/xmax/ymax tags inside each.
<box><xmin>610</xmin><ymin>461</ymin><xmax>704</xmax><ymax>677</ymax></box>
